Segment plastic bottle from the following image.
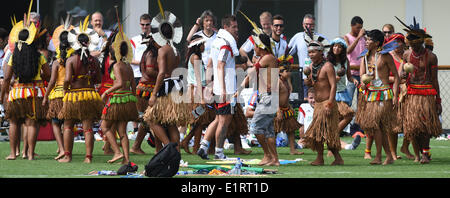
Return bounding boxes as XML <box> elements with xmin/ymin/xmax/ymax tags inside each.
<box><xmin>98</xmin><ymin>170</ymin><xmax>117</xmax><ymax>176</ymax></box>
<box><xmin>177</xmin><ymin>170</ymin><xmax>195</xmax><ymax>175</ymax></box>
<box><xmin>234</xmin><ymin>158</ymin><xmax>242</xmax><ymax>175</ymax></box>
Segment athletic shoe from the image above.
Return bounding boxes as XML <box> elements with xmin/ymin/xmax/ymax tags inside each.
<box><xmin>351</xmin><ymin>134</ymin><xmax>362</xmax><ymax>150</ymax></box>
<box><xmin>197</xmin><ymin>148</ymin><xmax>209</xmax><ymax>160</ymax></box>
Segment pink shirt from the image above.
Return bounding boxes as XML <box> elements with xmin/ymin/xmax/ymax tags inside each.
<box><xmin>346</xmin><ymin>33</ymin><xmax>366</xmax><ymax>76</ymax></box>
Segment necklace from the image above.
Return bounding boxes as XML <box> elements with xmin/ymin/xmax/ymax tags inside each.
<box><xmin>312</xmin><ymin>61</ymin><xmax>325</xmax><ymax>82</ymax></box>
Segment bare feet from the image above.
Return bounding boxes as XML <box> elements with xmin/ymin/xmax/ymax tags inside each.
<box><xmin>383</xmin><ymin>158</ymin><xmax>394</xmax><ymax>165</ymax></box>
<box><xmin>234</xmin><ymin>149</ymin><xmax>252</xmax><ymax>155</ymax></box>
<box><xmin>327</xmin><ymin>150</ymin><xmax>333</xmax><ymax>157</ymax></box>
<box><xmin>258</xmin><ymin>156</ymin><xmax>272</xmax><ymax>166</ymax></box>
<box><xmin>130</xmin><ymin>148</ymin><xmax>146</xmax><ymax>155</ymax></box>
<box><xmin>58</xmin><ymin>156</ymin><xmax>72</xmax><ymax>163</ymax></box>
<box><xmin>370</xmin><ymin>158</ymin><xmax>382</xmax><ymax>165</ymax></box>
<box><xmin>400</xmin><ymin>146</ymin><xmax>415</xmax><ymax>160</ymax></box>
<box><xmin>331</xmin><ymin>159</ymin><xmax>344</xmax><ymax>166</ymax></box>
<box><xmin>420</xmin><ymin>154</ymin><xmax>430</xmax><ymax>164</ymax></box>
<box><xmin>108</xmin><ymin>153</ymin><xmax>124</xmax><ymax>163</ymax></box>
<box><xmin>265</xmin><ymin>159</ymin><xmax>280</xmax><ymax>166</ymax></box>
<box><xmin>364</xmin><ymin>152</ymin><xmax>372</xmax><ymax>159</ymax></box>
<box><xmin>54</xmin><ymin>152</ymin><xmax>65</xmax><ymax>160</ymax></box>
<box><xmin>5</xmin><ymin>154</ymin><xmax>16</xmax><ymax>160</ymax></box>
<box><xmin>84</xmin><ymin>155</ymin><xmax>93</xmax><ymax>163</ymax></box>
<box><xmin>310</xmin><ymin>158</ymin><xmax>324</xmax><ymax>166</ymax></box>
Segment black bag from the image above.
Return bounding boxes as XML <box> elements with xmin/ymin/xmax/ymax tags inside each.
<box><xmin>117</xmin><ymin>162</ymin><xmax>139</xmax><ymax>175</ymax></box>
<box><xmin>144</xmin><ymin>142</ymin><xmax>181</xmax><ymax>177</ymax></box>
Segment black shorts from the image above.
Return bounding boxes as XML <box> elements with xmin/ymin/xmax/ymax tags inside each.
<box><xmin>214</xmin><ymin>102</ymin><xmax>231</xmax><ymax>115</ymax></box>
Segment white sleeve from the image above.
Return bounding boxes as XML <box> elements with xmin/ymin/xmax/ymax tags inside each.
<box><xmin>241</xmin><ymin>38</ymin><xmax>254</xmax><ymax>53</ymax></box>
<box><xmin>297</xmin><ymin>106</ymin><xmax>305</xmax><ymax>124</ymax></box>
<box><xmin>218</xmin><ymin>48</ymin><xmax>232</xmax><ymax>63</ymax></box>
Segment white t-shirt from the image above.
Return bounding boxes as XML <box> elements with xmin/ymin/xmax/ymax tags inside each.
<box><xmin>193</xmin><ymin>30</ymin><xmax>217</xmax><ymax>68</ymax></box>
<box><xmin>130</xmin><ymin>34</ymin><xmax>148</xmax><ymax>78</ymax></box>
<box><xmin>0</xmin><ymin>49</ymin><xmax>5</xmax><ymax>78</ymax></box>
<box><xmin>210</xmin><ymin>36</ymin><xmax>236</xmax><ymax>95</ymax></box>
<box><xmin>288</xmin><ymin>32</ymin><xmax>328</xmax><ymax>79</ymax></box>
<box><xmin>241</xmin><ymin>34</ymin><xmax>288</xmax><ymax>59</ymax></box>
<box><xmin>297</xmin><ymin>103</ymin><xmax>314</xmax><ymax>134</ymax></box>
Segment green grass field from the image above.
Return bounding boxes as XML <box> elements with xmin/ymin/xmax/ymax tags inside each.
<box><xmin>1</xmin><ymin>136</ymin><xmax>450</xmax><ymax>178</ymax></box>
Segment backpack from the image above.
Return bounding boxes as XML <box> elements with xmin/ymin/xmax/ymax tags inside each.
<box><xmin>144</xmin><ymin>142</ymin><xmax>181</xmax><ymax>177</ymax></box>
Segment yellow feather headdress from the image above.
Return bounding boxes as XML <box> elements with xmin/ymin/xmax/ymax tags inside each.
<box><xmin>111</xmin><ymin>5</ymin><xmax>133</xmax><ymax>63</ymax></box>
<box><xmin>8</xmin><ymin>0</ymin><xmax>37</xmax><ymax>51</ymax></box>
<box><xmin>238</xmin><ymin>10</ymin><xmax>274</xmax><ymax>54</ymax></box>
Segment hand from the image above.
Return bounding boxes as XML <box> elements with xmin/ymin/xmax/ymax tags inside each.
<box><xmin>304</xmin><ymin>77</ymin><xmax>313</xmax><ymax>87</ymax></box>
<box><xmin>336</xmin><ymin>76</ymin><xmax>341</xmax><ymax>82</ymax></box>
<box><xmin>42</xmin><ymin>97</ymin><xmax>48</xmax><ymax>107</ymax></box>
<box><xmin>392</xmin><ymin>95</ymin><xmax>399</xmax><ymax>108</ymax></box>
<box><xmin>148</xmin><ymin>95</ymin><xmax>157</xmax><ymax>108</ymax></box>
<box><xmin>358</xmin><ymin>29</ymin><xmax>365</xmax><ymax>38</ymax></box>
<box><xmin>220</xmin><ymin>92</ymin><xmax>227</xmax><ymax>104</ymax></box>
<box><xmin>353</xmin><ymin>78</ymin><xmax>359</xmax><ymax>87</ymax></box>
<box><xmin>101</xmin><ymin>92</ymin><xmax>108</xmax><ymax>104</ymax></box>
<box><xmin>196</xmin><ymin>18</ymin><xmax>201</xmax><ymax>26</ymax></box>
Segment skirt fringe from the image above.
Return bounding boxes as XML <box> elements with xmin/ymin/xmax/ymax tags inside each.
<box><xmin>402</xmin><ymin>94</ymin><xmax>442</xmax><ymax>140</ymax></box>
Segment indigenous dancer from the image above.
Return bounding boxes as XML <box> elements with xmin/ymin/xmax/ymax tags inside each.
<box><xmin>131</xmin><ymin>35</ymin><xmax>161</xmax><ymax>154</ymax></box>
<box><xmin>386</xmin><ymin>33</ymin><xmax>414</xmax><ymax>160</ymax></box>
<box><xmin>43</xmin><ymin>15</ymin><xmax>74</xmax><ymax>160</ymax></box>
<box><xmin>1</xmin><ymin>7</ymin><xmax>51</xmax><ymax>160</ymax></box>
<box><xmin>143</xmin><ymin>6</ymin><xmax>188</xmax><ymax>150</ymax></box>
<box><xmin>58</xmin><ymin>15</ymin><xmax>103</xmax><ymax>163</ymax></box>
<box><xmin>238</xmin><ymin>11</ymin><xmax>279</xmax><ymax>165</ymax></box>
<box><xmin>395</xmin><ymin>16</ymin><xmax>441</xmax><ymax>164</ymax></box>
<box><xmin>100</xmin><ymin>15</ymin><xmax>138</xmax><ymax>164</ymax></box>
<box><xmin>303</xmin><ymin>30</ymin><xmax>343</xmax><ymax>166</ymax></box>
<box><xmin>274</xmin><ymin>63</ymin><xmax>303</xmax><ymax>155</ymax></box>
<box><xmin>358</xmin><ymin>29</ymin><xmax>399</xmax><ymax>165</ymax></box>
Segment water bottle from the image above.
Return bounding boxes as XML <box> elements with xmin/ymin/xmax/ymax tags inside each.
<box><xmin>234</xmin><ymin>158</ymin><xmax>242</xmax><ymax>175</ymax></box>
<box><xmin>98</xmin><ymin>170</ymin><xmax>117</xmax><ymax>176</ymax></box>
<box><xmin>230</xmin><ymin>97</ymin><xmax>237</xmax><ymax>115</ymax></box>
<box><xmin>177</xmin><ymin>170</ymin><xmax>195</xmax><ymax>175</ymax></box>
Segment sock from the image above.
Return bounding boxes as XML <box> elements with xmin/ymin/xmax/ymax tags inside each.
<box><xmin>199</xmin><ymin>139</ymin><xmax>210</xmax><ymax>150</ymax></box>
<box><xmin>215</xmin><ymin>147</ymin><xmax>225</xmax><ymax>158</ymax></box>
<box><xmin>344</xmin><ymin>144</ymin><xmax>353</xmax><ymax>150</ymax></box>
<box><xmin>350</xmin><ymin>135</ymin><xmax>362</xmax><ymax>150</ymax></box>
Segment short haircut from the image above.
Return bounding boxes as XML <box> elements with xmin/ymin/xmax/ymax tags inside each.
<box><xmin>221</xmin><ymin>14</ymin><xmax>237</xmax><ymax>28</ymax></box>
<box><xmin>366</xmin><ymin>29</ymin><xmax>385</xmax><ymax>47</ymax></box>
<box><xmin>140</xmin><ymin>14</ymin><xmax>151</xmax><ymax>21</ymax></box>
<box><xmin>303</xmin><ymin>14</ymin><xmax>315</xmax><ymax>21</ymax></box>
<box><xmin>259</xmin><ymin>11</ymin><xmax>272</xmax><ymax>21</ymax></box>
<box><xmin>273</xmin><ymin>14</ymin><xmax>284</xmax><ymax>22</ymax></box>
<box><xmin>351</xmin><ymin>16</ymin><xmax>363</xmax><ymax>26</ymax></box>
<box><xmin>307</xmin><ymin>87</ymin><xmax>315</xmax><ymax>95</ymax></box>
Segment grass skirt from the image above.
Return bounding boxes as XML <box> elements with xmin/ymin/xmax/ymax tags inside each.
<box><xmin>274</xmin><ymin>105</ymin><xmax>302</xmax><ymax>133</ymax></box>
<box><xmin>337</xmin><ymin>101</ymin><xmax>355</xmax><ymax>121</ymax></box>
<box><xmin>143</xmin><ymin>93</ymin><xmax>193</xmax><ymax>127</ymax></box>
<box><xmin>5</xmin><ymin>82</ymin><xmax>47</xmax><ymax>123</ymax></box>
<box><xmin>192</xmin><ymin>104</ymin><xmax>216</xmax><ymax>128</ymax></box>
<box><xmin>228</xmin><ymin>105</ymin><xmax>249</xmax><ymax>136</ymax></box>
<box><xmin>358</xmin><ymin>99</ymin><xmax>396</xmax><ymax>136</ymax></box>
<box><xmin>47</xmin><ymin>86</ymin><xmax>64</xmax><ymax>119</ymax></box>
<box><xmin>59</xmin><ymin>88</ymin><xmax>103</xmax><ymax>121</ymax></box>
<box><xmin>136</xmin><ymin>83</ymin><xmax>155</xmax><ymax>112</ymax></box>
<box><xmin>101</xmin><ymin>91</ymin><xmax>138</xmax><ymax>121</ymax></box>
<box><xmin>304</xmin><ymin>100</ymin><xmax>340</xmax><ymax>151</ymax></box>
<box><xmin>402</xmin><ymin>94</ymin><xmax>442</xmax><ymax>140</ymax></box>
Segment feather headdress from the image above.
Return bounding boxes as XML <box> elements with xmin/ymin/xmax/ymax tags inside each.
<box><xmin>8</xmin><ymin>0</ymin><xmax>38</xmax><ymax>51</ymax></box>
<box><xmin>111</xmin><ymin>5</ymin><xmax>133</xmax><ymax>63</ymax></box>
<box><xmin>395</xmin><ymin>16</ymin><xmax>431</xmax><ymax>44</ymax></box>
<box><xmin>238</xmin><ymin>10</ymin><xmax>274</xmax><ymax>54</ymax></box>
<box><xmin>150</xmin><ymin>0</ymin><xmax>183</xmax><ymax>55</ymax></box>
<box><xmin>67</xmin><ymin>14</ymin><xmax>100</xmax><ymax>61</ymax></box>
<box><xmin>303</xmin><ymin>26</ymin><xmax>330</xmax><ymax>53</ymax></box>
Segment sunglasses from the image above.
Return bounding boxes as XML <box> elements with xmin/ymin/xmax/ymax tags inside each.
<box><xmin>273</xmin><ymin>24</ymin><xmax>284</xmax><ymax>28</ymax></box>
<box><xmin>140</xmin><ymin>23</ymin><xmax>150</xmax><ymax>27</ymax></box>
